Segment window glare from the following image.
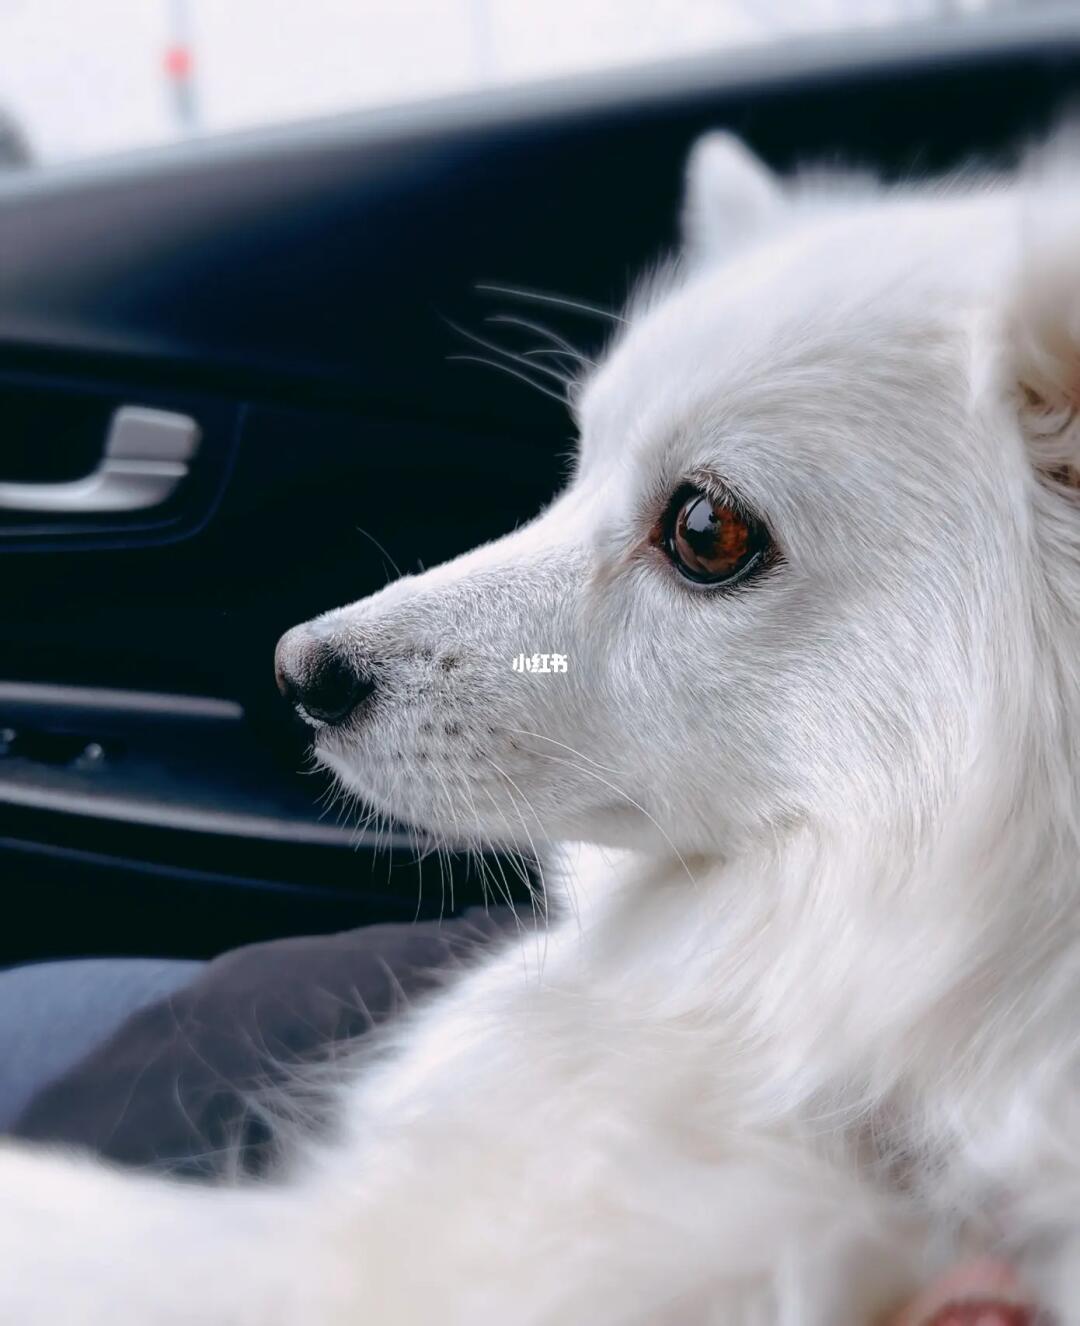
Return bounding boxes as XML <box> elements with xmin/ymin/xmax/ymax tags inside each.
<box><xmin>0</xmin><ymin>0</ymin><xmax>999</xmax><ymax>166</ymax></box>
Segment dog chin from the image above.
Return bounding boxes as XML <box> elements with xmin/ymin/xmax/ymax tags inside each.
<box><xmin>312</xmin><ymin>745</ymin><xmax>503</xmax><ymax>846</ymax></box>
<box><xmin>314</xmin><ymin>740</ymin><xmax>681</xmax><ymax>855</ymax></box>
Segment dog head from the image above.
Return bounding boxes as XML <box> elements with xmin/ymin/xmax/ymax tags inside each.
<box><xmin>277</xmin><ymin>135</ymin><xmax>1080</xmax><ymax>860</ymax></box>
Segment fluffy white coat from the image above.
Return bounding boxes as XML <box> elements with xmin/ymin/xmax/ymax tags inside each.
<box><xmin>4</xmin><ymin>133</ymin><xmax>1080</xmax><ymax>1324</ymax></box>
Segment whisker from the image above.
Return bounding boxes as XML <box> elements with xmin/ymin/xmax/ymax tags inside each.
<box><xmin>447</xmin><ymin>355</ymin><xmax>569</xmax><ymax>406</ymax></box>
<box><xmin>480</xmin><ymin>756</ymin><xmax>552</xmax><ymax>924</ymax></box>
<box><xmin>476</xmin><ymin>282</ymin><xmax>628</xmax><ymax>325</ymax></box>
<box><xmin>477</xmin><ymin>768</ymin><xmax>553</xmax><ymax>967</ymax></box>
<box><xmin>505</xmin><ymin>727</ymin><xmax>623</xmax><ymax>777</ymax></box>
<box><xmin>459</xmin><ymin>775</ymin><xmax>522</xmax><ymax>929</ymax></box>
<box><xmin>484</xmin><ymin>313</ymin><xmax>596</xmax><ymax>366</ymax></box>
<box><xmin>445</xmin><ymin>318</ymin><xmax>578</xmax><ymax>388</ymax></box>
<box><xmin>354</xmin><ymin>524</ymin><xmax>403</xmax><ymax>581</ymax></box>
<box><xmin>522</xmin><ymin>348</ymin><xmax>587</xmax><ymax>365</ymax></box>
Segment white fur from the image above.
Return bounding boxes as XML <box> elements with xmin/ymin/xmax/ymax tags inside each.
<box><xmin>6</xmin><ymin>133</ymin><xmax>1080</xmax><ymax>1323</ymax></box>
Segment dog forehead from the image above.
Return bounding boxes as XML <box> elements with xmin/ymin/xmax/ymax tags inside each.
<box><xmin>578</xmin><ymin>202</ymin><xmax>982</xmax><ymax>481</ymax></box>
<box><xmin>576</xmin><ymin>280</ymin><xmax>844</xmax><ymax>488</ymax></box>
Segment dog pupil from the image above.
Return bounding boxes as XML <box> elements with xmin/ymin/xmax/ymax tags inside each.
<box><xmin>683</xmin><ymin>495</ymin><xmax>717</xmax><ymax>545</ymax></box>
<box><xmin>678</xmin><ymin>493</ymin><xmax>752</xmax><ymax>578</ymax></box>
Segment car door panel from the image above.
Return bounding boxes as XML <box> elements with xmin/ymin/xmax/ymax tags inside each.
<box><xmin>1</xmin><ymin>11</ymin><xmax>1078</xmax><ymax>960</ymax></box>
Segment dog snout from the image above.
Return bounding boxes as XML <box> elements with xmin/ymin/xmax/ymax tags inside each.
<box><xmin>274</xmin><ymin>625</ymin><xmax>376</xmax><ymax>727</ymax></box>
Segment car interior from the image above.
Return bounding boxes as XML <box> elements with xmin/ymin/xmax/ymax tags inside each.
<box><xmin>1</xmin><ymin>7</ymin><xmax>1077</xmax><ymax>990</ymax></box>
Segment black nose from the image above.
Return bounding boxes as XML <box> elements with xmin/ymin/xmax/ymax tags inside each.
<box><xmin>274</xmin><ymin>626</ymin><xmax>376</xmax><ymax>727</ymax></box>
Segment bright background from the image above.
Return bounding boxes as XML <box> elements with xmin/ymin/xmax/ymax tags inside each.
<box><xmin>0</xmin><ymin>0</ymin><xmax>1002</xmax><ymax>166</ymax></box>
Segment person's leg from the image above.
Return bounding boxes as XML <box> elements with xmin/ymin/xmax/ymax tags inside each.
<box><xmin>0</xmin><ymin>958</ymin><xmax>202</xmax><ymax>1130</ymax></box>
<box><xmin>12</xmin><ymin>909</ymin><xmax>517</xmax><ymax>1175</ymax></box>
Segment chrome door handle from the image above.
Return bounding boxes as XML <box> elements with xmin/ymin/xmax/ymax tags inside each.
<box><xmin>0</xmin><ymin>406</ymin><xmax>201</xmax><ymax>514</ymax></box>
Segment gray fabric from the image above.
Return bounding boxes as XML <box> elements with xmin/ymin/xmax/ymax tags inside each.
<box><xmin>0</xmin><ymin>957</ymin><xmax>202</xmax><ymax>1129</ymax></box>
<box><xmin>12</xmin><ymin>911</ymin><xmax>518</xmax><ymax>1178</ymax></box>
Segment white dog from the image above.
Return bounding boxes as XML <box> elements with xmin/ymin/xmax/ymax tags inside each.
<box><xmin>5</xmin><ymin>131</ymin><xmax>1080</xmax><ymax>1324</ymax></box>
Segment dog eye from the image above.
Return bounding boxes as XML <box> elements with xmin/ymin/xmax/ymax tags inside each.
<box><xmin>663</xmin><ymin>487</ymin><xmax>771</xmax><ymax>586</ymax></box>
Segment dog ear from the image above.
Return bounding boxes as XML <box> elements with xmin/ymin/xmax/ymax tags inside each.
<box><xmin>1009</xmin><ymin>206</ymin><xmax>1080</xmax><ymax>494</ymax></box>
<box><xmin>682</xmin><ymin>132</ymin><xmax>784</xmax><ymax>267</ymax></box>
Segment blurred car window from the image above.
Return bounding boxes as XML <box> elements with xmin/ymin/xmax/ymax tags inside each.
<box><xmin>0</xmin><ymin>0</ymin><xmax>1005</xmax><ymax>169</ymax></box>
